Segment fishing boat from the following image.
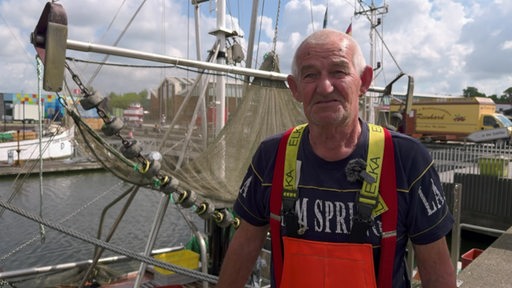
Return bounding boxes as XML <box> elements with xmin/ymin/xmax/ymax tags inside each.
<box><xmin>0</xmin><ymin>124</ymin><xmax>74</xmax><ymax>164</ymax></box>
<box><xmin>0</xmin><ymin>1</ymin><xmax>425</xmax><ymax>287</ymax></box>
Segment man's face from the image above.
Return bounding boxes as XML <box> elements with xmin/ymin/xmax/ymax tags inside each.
<box><xmin>289</xmin><ymin>38</ymin><xmax>364</xmax><ymax>127</ymax></box>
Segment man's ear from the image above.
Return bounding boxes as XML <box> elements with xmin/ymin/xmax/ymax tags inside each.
<box><xmin>359</xmin><ymin>66</ymin><xmax>373</xmax><ymax>96</ymax></box>
<box><xmin>287</xmin><ymin>75</ymin><xmax>302</xmax><ymax>102</ymax></box>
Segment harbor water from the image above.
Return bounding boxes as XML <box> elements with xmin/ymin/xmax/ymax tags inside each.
<box><xmin>0</xmin><ymin>170</ymin><xmax>203</xmax><ymax>272</ymax></box>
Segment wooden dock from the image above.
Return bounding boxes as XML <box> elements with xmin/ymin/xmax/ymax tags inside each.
<box><xmin>0</xmin><ymin>158</ymin><xmax>103</xmax><ymax>177</ymax></box>
<box><xmin>458</xmin><ymin>225</ymin><xmax>512</xmax><ymax>287</ymax></box>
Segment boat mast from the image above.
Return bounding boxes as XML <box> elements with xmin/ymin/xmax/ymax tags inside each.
<box><xmin>209</xmin><ymin>0</ymin><xmax>228</xmax><ymax>136</ymax></box>
<box><xmin>355</xmin><ymin>0</ymin><xmax>388</xmax><ymax>123</ymax></box>
<box><xmin>193</xmin><ymin>1</ymin><xmax>203</xmax><ymax>61</ymax></box>
<box><xmin>245</xmin><ymin>0</ymin><xmax>259</xmax><ymax>71</ymax></box>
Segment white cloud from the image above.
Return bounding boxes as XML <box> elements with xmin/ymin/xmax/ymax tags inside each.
<box><xmin>502</xmin><ymin>41</ymin><xmax>512</xmax><ymax>50</ymax></box>
<box><xmin>0</xmin><ymin>0</ymin><xmax>511</xmax><ymax>98</ymax></box>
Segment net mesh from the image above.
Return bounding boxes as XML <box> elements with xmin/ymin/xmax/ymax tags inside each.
<box><xmin>69</xmin><ymin>53</ymin><xmax>306</xmax><ymax>207</ymax></box>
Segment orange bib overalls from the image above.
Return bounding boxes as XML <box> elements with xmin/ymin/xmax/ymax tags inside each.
<box><xmin>270</xmin><ymin>124</ymin><xmax>397</xmax><ymax>288</ymax></box>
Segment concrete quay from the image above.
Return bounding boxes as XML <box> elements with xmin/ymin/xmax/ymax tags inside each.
<box><xmin>458</xmin><ymin>225</ymin><xmax>512</xmax><ymax>287</ymax></box>
<box><xmin>0</xmin><ymin>158</ymin><xmax>103</xmax><ymax>177</ymax></box>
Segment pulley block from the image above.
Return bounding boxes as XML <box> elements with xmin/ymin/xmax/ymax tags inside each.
<box><xmin>120</xmin><ymin>140</ymin><xmax>143</xmax><ymax>159</ymax></box>
<box><xmin>160</xmin><ymin>177</ymin><xmax>180</xmax><ymax>194</ymax></box>
<box><xmin>79</xmin><ymin>92</ymin><xmax>105</xmax><ymax>110</ymax></box>
<box><xmin>142</xmin><ymin>159</ymin><xmax>161</xmax><ymax>179</ymax></box>
<box><xmin>212</xmin><ymin>209</ymin><xmax>234</xmax><ymax>228</ymax></box>
<box><xmin>230</xmin><ymin>42</ymin><xmax>245</xmax><ymax>63</ymax></box>
<box><xmin>101</xmin><ymin>117</ymin><xmax>124</xmax><ymax>136</ymax></box>
<box><xmin>232</xmin><ymin>217</ymin><xmax>240</xmax><ymax>229</ymax></box>
<box><xmin>174</xmin><ymin>190</ymin><xmax>197</xmax><ymax>209</ymax></box>
<box><xmin>31</xmin><ymin>2</ymin><xmax>68</xmax><ymax>92</ymax></box>
<box><xmin>196</xmin><ymin>199</ymin><xmax>215</xmax><ymax>220</ymax></box>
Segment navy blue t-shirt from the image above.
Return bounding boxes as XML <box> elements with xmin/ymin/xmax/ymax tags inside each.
<box><xmin>234</xmin><ymin>122</ymin><xmax>454</xmax><ymax>288</ymax></box>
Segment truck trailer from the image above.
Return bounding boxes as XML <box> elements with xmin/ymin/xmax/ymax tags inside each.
<box><xmin>389</xmin><ymin>97</ymin><xmax>512</xmax><ymax>143</ymax></box>
<box><xmin>13</xmin><ymin>103</ymin><xmax>40</xmax><ymax>123</ymax></box>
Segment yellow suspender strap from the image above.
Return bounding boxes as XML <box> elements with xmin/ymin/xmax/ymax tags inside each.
<box><xmin>280</xmin><ymin>124</ymin><xmax>308</xmax><ymax>237</ymax></box>
<box><xmin>283</xmin><ymin>123</ymin><xmax>307</xmax><ymax>196</ymax></box>
<box><xmin>350</xmin><ymin>123</ymin><xmax>388</xmax><ymax>243</ymax></box>
<box><xmin>359</xmin><ymin>123</ymin><xmax>388</xmax><ymax>217</ymax></box>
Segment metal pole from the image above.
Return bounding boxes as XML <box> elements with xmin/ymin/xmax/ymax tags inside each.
<box><xmin>79</xmin><ymin>186</ymin><xmax>139</xmax><ymax>287</ymax></box>
<box><xmin>2</xmin><ymin>100</ymin><xmax>5</xmax><ymax>132</ymax></box>
<box><xmin>176</xmin><ymin>205</ymin><xmax>209</xmax><ymax>288</ymax></box>
<box><xmin>66</xmin><ymin>39</ymin><xmax>286</xmax><ymax>81</ymax></box>
<box><xmin>16</xmin><ymin>130</ymin><xmax>20</xmax><ymax>165</ymax></box>
<box><xmin>355</xmin><ymin>1</ymin><xmax>388</xmax><ymax>123</ymax></box>
<box><xmin>66</xmin><ymin>39</ymin><xmax>392</xmax><ymax>95</ymax></box>
<box><xmin>22</xmin><ymin>101</ymin><xmax>25</xmax><ymax>140</ymax></box>
<box><xmin>133</xmin><ymin>193</ymin><xmax>170</xmax><ymax>287</ymax></box>
<box><xmin>0</xmin><ymin>247</ymin><xmax>178</xmax><ymax>279</ymax></box>
<box><xmin>246</xmin><ymin>0</ymin><xmax>259</xmax><ymax>70</ymax></box>
<box><xmin>450</xmin><ymin>183</ymin><xmax>462</xmax><ymax>271</ymax></box>
<box><xmin>194</xmin><ymin>2</ymin><xmax>202</xmax><ymax>61</ymax></box>
<box><xmin>37</xmin><ymin>58</ymin><xmax>46</xmax><ymax>243</ymax></box>
<box><xmin>193</xmin><ymin>2</ymin><xmax>207</xmax><ymax>145</ymax></box>
<box><xmin>460</xmin><ymin>223</ymin><xmax>506</xmax><ymax>236</ymax></box>
<box><xmin>214</xmin><ymin>0</ymin><xmax>226</xmax><ymax>135</ymax></box>
<box><xmin>368</xmin><ymin>1</ymin><xmax>377</xmax><ymax>124</ymax></box>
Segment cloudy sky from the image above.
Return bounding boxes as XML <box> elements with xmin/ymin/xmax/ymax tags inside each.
<box><xmin>0</xmin><ymin>0</ymin><xmax>511</xmax><ymax>98</ymax></box>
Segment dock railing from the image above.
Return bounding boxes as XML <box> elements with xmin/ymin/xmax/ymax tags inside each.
<box><xmin>430</xmin><ymin>142</ymin><xmax>512</xmax><ymax>235</ymax></box>
<box><xmin>408</xmin><ymin>142</ymin><xmax>512</xmax><ymax>281</ymax></box>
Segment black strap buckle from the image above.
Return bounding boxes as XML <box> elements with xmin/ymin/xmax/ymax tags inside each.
<box><xmin>282</xmin><ymin>189</ymin><xmax>302</xmax><ymax>237</ymax></box>
<box><xmin>350</xmin><ymin>202</ymin><xmax>375</xmax><ymax>243</ymax></box>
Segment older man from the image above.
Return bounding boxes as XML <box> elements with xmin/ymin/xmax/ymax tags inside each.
<box><xmin>217</xmin><ymin>29</ymin><xmax>456</xmax><ymax>288</ymax></box>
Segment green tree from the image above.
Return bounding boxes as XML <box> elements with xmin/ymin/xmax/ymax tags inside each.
<box><xmin>462</xmin><ymin>86</ymin><xmax>486</xmax><ymax>98</ymax></box>
<box><xmin>503</xmin><ymin>87</ymin><xmax>512</xmax><ymax>103</ymax></box>
<box><xmin>137</xmin><ymin>90</ymin><xmax>150</xmax><ymax>108</ymax></box>
<box><xmin>489</xmin><ymin>94</ymin><xmax>500</xmax><ymax>103</ymax></box>
<box><xmin>108</xmin><ymin>91</ymin><xmax>147</xmax><ymax>109</ymax></box>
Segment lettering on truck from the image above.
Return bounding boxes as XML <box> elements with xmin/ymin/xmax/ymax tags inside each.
<box><xmin>387</xmin><ymin>97</ymin><xmax>512</xmax><ymax>142</ymax></box>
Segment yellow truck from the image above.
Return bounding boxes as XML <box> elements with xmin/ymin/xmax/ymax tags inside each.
<box><xmin>389</xmin><ymin>97</ymin><xmax>512</xmax><ymax>143</ymax></box>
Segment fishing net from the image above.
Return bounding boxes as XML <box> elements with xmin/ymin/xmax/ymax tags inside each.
<box><xmin>66</xmin><ymin>52</ymin><xmax>305</xmax><ymax>208</ymax></box>
<box><xmin>169</xmin><ymin>78</ymin><xmax>305</xmax><ymax>204</ymax></box>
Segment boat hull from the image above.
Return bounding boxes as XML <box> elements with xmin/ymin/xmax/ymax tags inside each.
<box><xmin>0</xmin><ymin>128</ymin><xmax>74</xmax><ymax>163</ymax></box>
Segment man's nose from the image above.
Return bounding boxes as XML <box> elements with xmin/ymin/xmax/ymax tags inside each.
<box><xmin>316</xmin><ymin>76</ymin><xmax>335</xmax><ymax>94</ymax></box>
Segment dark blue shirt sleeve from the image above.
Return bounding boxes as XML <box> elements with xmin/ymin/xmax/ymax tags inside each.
<box><xmin>233</xmin><ymin>136</ymin><xmax>280</xmax><ymax>227</ymax></box>
<box><xmin>393</xmin><ymin>134</ymin><xmax>454</xmax><ymax>244</ymax></box>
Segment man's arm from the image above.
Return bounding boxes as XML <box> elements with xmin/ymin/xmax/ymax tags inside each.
<box><xmin>216</xmin><ymin>219</ymin><xmax>269</xmax><ymax>288</ymax></box>
<box><xmin>414</xmin><ymin>237</ymin><xmax>457</xmax><ymax>288</ymax></box>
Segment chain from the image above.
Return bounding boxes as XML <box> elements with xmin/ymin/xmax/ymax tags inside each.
<box><xmin>64</xmin><ymin>63</ymin><xmax>134</xmax><ymax>151</ymax></box>
<box><xmin>65</xmin><ymin>63</ymin><xmax>120</xmax><ymax>138</ymax></box>
<box><xmin>66</xmin><ymin>63</ymin><xmax>93</xmax><ymax>97</ymax></box>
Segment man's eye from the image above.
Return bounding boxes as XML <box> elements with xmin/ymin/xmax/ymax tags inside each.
<box><xmin>333</xmin><ymin>70</ymin><xmax>349</xmax><ymax>77</ymax></box>
<box><xmin>303</xmin><ymin>72</ymin><xmax>318</xmax><ymax>80</ymax></box>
